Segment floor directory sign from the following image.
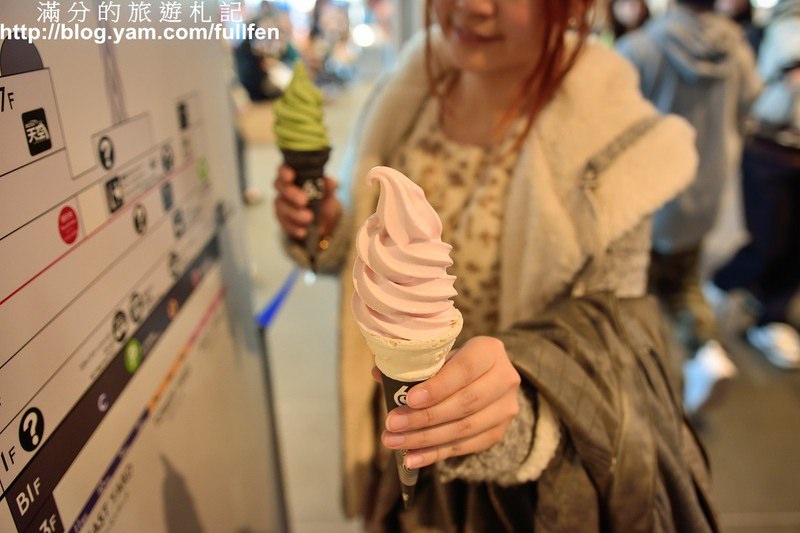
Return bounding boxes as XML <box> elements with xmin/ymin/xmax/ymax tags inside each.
<box><xmin>0</xmin><ymin>3</ymin><xmax>283</xmax><ymax>532</ymax></box>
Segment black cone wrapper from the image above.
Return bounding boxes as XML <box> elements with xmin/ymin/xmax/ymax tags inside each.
<box><xmin>281</xmin><ymin>148</ymin><xmax>331</xmax><ymax>269</ymax></box>
<box><xmin>381</xmin><ymin>373</ymin><xmax>423</xmax><ymax>510</ymax></box>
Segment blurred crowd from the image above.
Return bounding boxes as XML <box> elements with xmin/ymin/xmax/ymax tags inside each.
<box><xmin>608</xmin><ymin>0</ymin><xmax>800</xmax><ymax>415</ymax></box>
<box><xmin>232</xmin><ymin>0</ymin><xmax>394</xmax><ymax>103</ymax></box>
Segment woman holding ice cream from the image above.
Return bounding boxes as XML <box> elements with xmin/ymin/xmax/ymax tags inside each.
<box><xmin>275</xmin><ymin>0</ymin><xmax>717</xmax><ymax>530</ymax></box>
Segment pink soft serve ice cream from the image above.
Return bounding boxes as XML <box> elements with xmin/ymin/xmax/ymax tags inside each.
<box><xmin>352</xmin><ymin>166</ymin><xmax>462</xmax><ymax>509</ymax></box>
<box><xmin>352</xmin><ymin>166</ymin><xmax>459</xmax><ymax>340</ymax></box>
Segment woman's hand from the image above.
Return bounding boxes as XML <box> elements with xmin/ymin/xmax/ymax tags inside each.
<box><xmin>377</xmin><ymin>336</ymin><xmax>521</xmax><ymax>469</ymax></box>
<box><xmin>786</xmin><ymin>66</ymin><xmax>800</xmax><ymax>92</ymax></box>
<box><xmin>274</xmin><ymin>165</ymin><xmax>341</xmax><ymax>240</ymax></box>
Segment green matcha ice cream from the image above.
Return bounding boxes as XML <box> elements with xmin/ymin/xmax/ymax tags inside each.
<box><xmin>274</xmin><ymin>61</ymin><xmax>329</xmax><ymax>151</ymax></box>
<box><xmin>273</xmin><ymin>61</ymin><xmax>331</xmax><ymax>270</ymax></box>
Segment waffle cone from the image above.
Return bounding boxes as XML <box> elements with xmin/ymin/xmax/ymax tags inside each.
<box><xmin>360</xmin><ymin>311</ymin><xmax>463</xmax><ymax>382</ymax></box>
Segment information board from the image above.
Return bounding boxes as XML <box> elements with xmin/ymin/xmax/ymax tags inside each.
<box><xmin>0</xmin><ymin>3</ymin><xmax>283</xmax><ymax>532</ymax></box>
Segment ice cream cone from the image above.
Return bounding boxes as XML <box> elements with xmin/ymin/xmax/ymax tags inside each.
<box><xmin>280</xmin><ymin>148</ymin><xmax>331</xmax><ymax>269</ymax></box>
<box><xmin>359</xmin><ymin>311</ymin><xmax>463</xmax><ymax>508</ymax></box>
<box><xmin>351</xmin><ymin>165</ymin><xmax>461</xmax><ymax>509</ymax></box>
<box><xmin>273</xmin><ymin>61</ymin><xmax>330</xmax><ymax>271</ymax></box>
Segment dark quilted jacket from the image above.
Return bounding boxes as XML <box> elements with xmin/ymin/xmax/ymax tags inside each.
<box><xmin>365</xmin><ymin>294</ymin><xmax>719</xmax><ymax>533</ymax></box>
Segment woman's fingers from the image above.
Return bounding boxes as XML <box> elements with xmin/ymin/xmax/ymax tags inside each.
<box><xmin>323</xmin><ymin>176</ymin><xmax>339</xmax><ymax>197</ymax></box>
<box><xmin>275</xmin><ymin>198</ymin><xmax>312</xmax><ymax>238</ymax></box>
<box><xmin>404</xmin><ymin>341</ymin><xmax>499</xmax><ymax>409</ymax></box>
<box><xmin>274</xmin><ymin>165</ymin><xmax>310</xmax><ymax>238</ymax></box>
<box><xmin>276</xmin><ymin>164</ymin><xmax>295</xmax><ymax>186</ymax></box>
<box><xmin>274</xmin><ymin>178</ymin><xmax>308</xmax><ymax>209</ymax></box>
<box><xmin>274</xmin><ymin>166</ymin><xmax>343</xmax><ymax>239</ymax></box>
<box><xmin>376</xmin><ymin>336</ymin><xmax>522</xmax><ymax>467</ymax></box>
<box><xmin>401</xmin><ymin>423</ymin><xmax>513</xmax><ymax>469</ymax></box>
<box><xmin>279</xmin><ymin>222</ymin><xmax>306</xmax><ymax>240</ymax></box>
<box><xmin>318</xmin><ymin>188</ymin><xmax>342</xmax><ymax>237</ymax></box>
<box><xmin>275</xmin><ymin>167</ymin><xmax>338</xmax><ymax>208</ymax></box>
<box><xmin>384</xmin><ymin>358</ymin><xmax>511</xmax><ymax>431</ymax></box>
<box><xmin>382</xmin><ymin>388</ymin><xmax>518</xmax><ymax>454</ymax></box>
<box><xmin>275</xmin><ymin>197</ymin><xmax>313</xmax><ymax>226</ymax></box>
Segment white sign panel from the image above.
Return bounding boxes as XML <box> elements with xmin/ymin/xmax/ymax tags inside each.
<box><xmin>0</xmin><ymin>3</ymin><xmax>283</xmax><ymax>532</ymax></box>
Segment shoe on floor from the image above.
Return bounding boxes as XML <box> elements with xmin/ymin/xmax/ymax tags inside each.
<box><xmin>702</xmin><ymin>281</ymin><xmax>727</xmax><ymax>311</ymax></box>
<box><xmin>747</xmin><ymin>323</ymin><xmax>800</xmax><ymax>370</ymax></box>
<box><xmin>683</xmin><ymin>340</ymin><xmax>738</xmax><ymax>414</ymax></box>
<box><xmin>243</xmin><ymin>187</ymin><xmax>264</xmax><ymax>205</ymax></box>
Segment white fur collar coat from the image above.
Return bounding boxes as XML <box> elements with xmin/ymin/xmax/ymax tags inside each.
<box><xmin>316</xmin><ymin>31</ymin><xmax>698</xmax><ymax>517</ymax></box>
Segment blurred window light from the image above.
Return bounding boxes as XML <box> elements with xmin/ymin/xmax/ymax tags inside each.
<box><xmin>289</xmin><ymin>0</ymin><xmax>316</xmax><ymax>13</ymax></box>
<box><xmin>352</xmin><ymin>23</ymin><xmax>376</xmax><ymax>47</ymax></box>
<box><xmin>646</xmin><ymin>0</ymin><xmax>669</xmax><ymax>16</ymax></box>
<box><xmin>752</xmin><ymin>0</ymin><xmax>779</xmax><ymax>7</ymax></box>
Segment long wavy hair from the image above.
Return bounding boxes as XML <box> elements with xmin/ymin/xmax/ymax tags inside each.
<box><xmin>424</xmin><ymin>0</ymin><xmax>596</xmax><ymax>148</ymax></box>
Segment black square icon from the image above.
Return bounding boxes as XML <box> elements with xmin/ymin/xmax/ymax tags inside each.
<box><xmin>178</xmin><ymin>102</ymin><xmax>189</xmax><ymax>130</ymax></box>
<box><xmin>161</xmin><ymin>182</ymin><xmax>174</xmax><ymax>211</ymax></box>
<box><xmin>106</xmin><ymin>177</ymin><xmax>124</xmax><ymax>213</ymax></box>
<box><xmin>22</xmin><ymin>108</ymin><xmax>52</xmax><ymax>156</ymax></box>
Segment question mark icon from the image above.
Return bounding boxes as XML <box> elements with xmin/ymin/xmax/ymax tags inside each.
<box><xmin>98</xmin><ymin>136</ymin><xmax>115</xmax><ymax>170</ymax></box>
<box><xmin>24</xmin><ymin>416</ymin><xmax>38</xmax><ymax>446</ymax></box>
<box><xmin>18</xmin><ymin>407</ymin><xmax>45</xmax><ymax>452</ymax></box>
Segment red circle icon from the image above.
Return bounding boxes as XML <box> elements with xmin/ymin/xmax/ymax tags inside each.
<box><xmin>59</xmin><ymin>206</ymin><xmax>79</xmax><ymax>244</ymax></box>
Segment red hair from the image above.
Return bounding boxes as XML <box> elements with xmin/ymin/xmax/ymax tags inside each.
<box><xmin>424</xmin><ymin>0</ymin><xmax>596</xmax><ymax>148</ymax></box>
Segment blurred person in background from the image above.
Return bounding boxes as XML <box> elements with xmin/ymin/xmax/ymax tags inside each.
<box><xmin>234</xmin><ymin>30</ymin><xmax>282</xmax><ymax>103</ymax></box>
<box><xmin>273</xmin><ymin>0</ymin><xmax>718</xmax><ymax>530</ymax></box>
<box><xmin>715</xmin><ymin>0</ymin><xmax>763</xmax><ymax>50</ymax></box>
<box><xmin>308</xmin><ymin>0</ymin><xmax>356</xmax><ymax>86</ymax></box>
<box><xmin>608</xmin><ymin>0</ymin><xmax>651</xmax><ymax>40</ymax></box>
<box><xmin>232</xmin><ymin>1</ymin><xmax>298</xmax><ymax>205</ymax></box>
<box><xmin>616</xmin><ymin>0</ymin><xmax>761</xmax><ymax>413</ymax></box>
<box><xmin>712</xmin><ymin>0</ymin><xmax>800</xmax><ymax>369</ymax></box>
<box><xmin>234</xmin><ymin>2</ymin><xmax>299</xmax><ymax>103</ymax></box>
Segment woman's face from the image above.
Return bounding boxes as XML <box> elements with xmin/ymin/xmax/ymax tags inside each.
<box><xmin>714</xmin><ymin>0</ymin><xmax>750</xmax><ymax>17</ymax></box>
<box><xmin>612</xmin><ymin>0</ymin><xmax>647</xmax><ymax>30</ymax></box>
<box><xmin>432</xmin><ymin>0</ymin><xmax>545</xmax><ymax>75</ymax></box>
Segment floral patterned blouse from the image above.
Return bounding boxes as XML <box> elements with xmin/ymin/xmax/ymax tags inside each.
<box><xmin>390</xmin><ymin>97</ymin><xmax>526</xmax><ymax>343</ymax></box>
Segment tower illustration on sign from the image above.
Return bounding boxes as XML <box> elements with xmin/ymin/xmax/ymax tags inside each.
<box><xmin>98</xmin><ymin>18</ymin><xmax>128</xmax><ymax>125</ymax></box>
